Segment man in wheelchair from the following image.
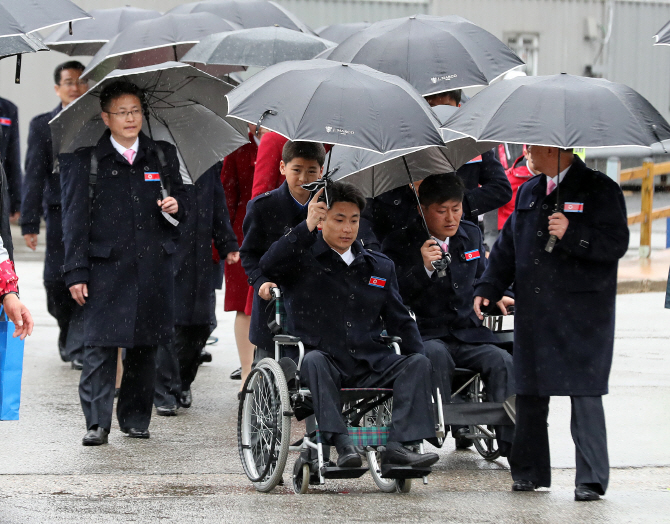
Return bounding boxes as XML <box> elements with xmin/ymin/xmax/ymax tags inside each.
<box><xmin>257</xmin><ymin>181</ymin><xmax>439</xmax><ymax>470</ymax></box>
<box><xmin>382</xmin><ymin>173</ymin><xmax>515</xmax><ymax>456</ymax></box>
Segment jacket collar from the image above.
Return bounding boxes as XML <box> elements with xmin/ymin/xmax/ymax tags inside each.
<box><xmin>95</xmin><ymin>129</ymin><xmax>154</xmax><ymax>164</ymax></box>
<box><xmin>531</xmin><ymin>155</ymin><xmax>588</xmax><ymax>197</ymax></box>
<box><xmin>312</xmin><ymin>233</ymin><xmax>375</xmax><ymax>268</ymax></box>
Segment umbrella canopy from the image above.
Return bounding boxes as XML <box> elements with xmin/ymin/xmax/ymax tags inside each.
<box><xmin>312</xmin><ymin>46</ymin><xmax>335</xmax><ymax>60</ymax></box>
<box><xmin>327</xmin><ymin>14</ymin><xmax>524</xmax><ymax>96</ymax></box>
<box><xmin>50</xmin><ymin>62</ymin><xmax>249</xmax><ymax>182</ymax></box>
<box><xmin>0</xmin><ymin>32</ymin><xmax>49</xmax><ymax>59</ymax></box>
<box><xmin>441</xmin><ymin>73</ymin><xmax>670</xmax><ymax>148</ymax></box>
<box><xmin>81</xmin><ymin>13</ymin><xmax>244</xmax><ymax>82</ymax></box>
<box><xmin>169</xmin><ymin>0</ymin><xmax>313</xmax><ymax>34</ymax></box>
<box><xmin>655</xmin><ymin>20</ymin><xmax>670</xmax><ymax>45</ymax></box>
<box><xmin>226</xmin><ymin>59</ymin><xmax>444</xmax><ymax>153</ymax></box>
<box><xmin>0</xmin><ymin>0</ymin><xmax>90</xmax><ymax>37</ymax></box>
<box><xmin>316</xmin><ymin>22</ymin><xmax>371</xmax><ymax>44</ymax></box>
<box><xmin>182</xmin><ymin>26</ymin><xmax>335</xmax><ymax>68</ymax></box>
<box><xmin>44</xmin><ymin>7</ymin><xmax>163</xmax><ymax>56</ymax></box>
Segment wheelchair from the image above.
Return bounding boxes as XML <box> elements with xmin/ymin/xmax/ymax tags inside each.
<box><xmin>237</xmin><ymin>288</ymin><xmax>437</xmax><ymax>494</ymax></box>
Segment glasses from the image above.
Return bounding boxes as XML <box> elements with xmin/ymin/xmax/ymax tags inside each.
<box><xmin>105</xmin><ymin>109</ymin><xmax>142</xmax><ymax>119</ymax></box>
<box><xmin>59</xmin><ymin>80</ymin><xmax>88</xmax><ymax>87</ymax></box>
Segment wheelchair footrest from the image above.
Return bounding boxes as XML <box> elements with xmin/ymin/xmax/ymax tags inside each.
<box><xmin>320</xmin><ymin>466</ymin><xmax>369</xmax><ymax>480</ymax></box>
<box><xmin>380</xmin><ymin>464</ymin><xmax>432</xmax><ymax>479</ymax></box>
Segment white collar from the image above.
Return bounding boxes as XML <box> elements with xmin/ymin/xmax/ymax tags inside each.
<box><xmin>431</xmin><ymin>236</ymin><xmax>450</xmax><ymax>248</ymax></box>
<box><xmin>546</xmin><ymin>164</ymin><xmax>571</xmax><ymax>186</ymax></box>
<box><xmin>110</xmin><ymin>135</ymin><xmax>139</xmax><ymax>157</ymax></box>
<box><xmin>334</xmin><ymin>247</ymin><xmax>355</xmax><ymax>266</ymax></box>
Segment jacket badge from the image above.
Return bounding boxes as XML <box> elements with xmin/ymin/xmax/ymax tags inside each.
<box><xmin>0</xmin><ymin>117</ymin><xmax>11</xmax><ymax>126</ymax></box>
<box><xmin>563</xmin><ymin>202</ymin><xmax>584</xmax><ymax>213</ymax></box>
<box><xmin>464</xmin><ymin>249</ymin><xmax>480</xmax><ymax>261</ymax></box>
<box><xmin>144</xmin><ymin>172</ymin><xmax>160</xmax><ymax>181</ymax></box>
<box><xmin>369</xmin><ymin>276</ymin><xmax>386</xmax><ymax>288</ymax></box>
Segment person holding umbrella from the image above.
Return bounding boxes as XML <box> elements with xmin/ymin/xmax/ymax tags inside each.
<box><xmin>59</xmin><ymin>80</ymin><xmax>188</xmax><ymax>446</ymax></box>
<box><xmin>0</xmin><ymin>95</ymin><xmax>21</xmax><ymax>221</ymax></box>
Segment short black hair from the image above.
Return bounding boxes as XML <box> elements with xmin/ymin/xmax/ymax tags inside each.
<box><xmin>99</xmin><ymin>81</ymin><xmax>144</xmax><ymax>113</ymax></box>
<box><xmin>328</xmin><ymin>181</ymin><xmax>366</xmax><ymax>212</ymax></box>
<box><xmin>282</xmin><ymin>140</ymin><xmax>326</xmax><ymax>166</ymax></box>
<box><xmin>425</xmin><ymin>89</ymin><xmax>462</xmax><ymax>106</ymax></box>
<box><xmin>54</xmin><ymin>60</ymin><xmax>85</xmax><ymax>85</ymax></box>
<box><xmin>418</xmin><ymin>173</ymin><xmax>465</xmax><ymax>207</ymax></box>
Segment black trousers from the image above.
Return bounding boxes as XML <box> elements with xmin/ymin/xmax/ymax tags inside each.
<box><xmin>509</xmin><ymin>395</ymin><xmax>609</xmax><ymax>494</ymax></box>
<box><xmin>176</xmin><ymin>324</ymin><xmax>212</xmax><ymax>391</ymax></box>
<box><xmin>44</xmin><ymin>280</ymin><xmax>84</xmax><ymax>362</ymax></box>
<box><xmin>79</xmin><ymin>345</ymin><xmax>156</xmax><ymax>432</ymax></box>
<box><xmin>154</xmin><ymin>340</ymin><xmax>181</xmax><ymax>408</ymax></box>
<box><xmin>301</xmin><ymin>350</ymin><xmax>435</xmax><ymax>443</ymax></box>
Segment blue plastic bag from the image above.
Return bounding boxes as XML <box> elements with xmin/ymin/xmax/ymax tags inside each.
<box><xmin>0</xmin><ymin>306</ymin><xmax>24</xmax><ymax>420</ymax></box>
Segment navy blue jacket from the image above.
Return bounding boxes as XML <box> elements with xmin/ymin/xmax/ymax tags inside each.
<box><xmin>383</xmin><ymin>217</ymin><xmax>499</xmax><ymax>345</ymax></box>
<box><xmin>0</xmin><ymin>97</ymin><xmax>21</xmax><ymax>214</ymax></box>
<box><xmin>60</xmin><ymin>130</ymin><xmax>188</xmax><ymax>348</ymax></box>
<box><xmin>259</xmin><ymin>220</ymin><xmax>424</xmax><ymax>379</ymax></box>
<box><xmin>173</xmin><ymin>163</ymin><xmax>238</xmax><ymax>326</ymax></box>
<box><xmin>474</xmin><ymin>157</ymin><xmax>629</xmax><ymax>396</ymax></box>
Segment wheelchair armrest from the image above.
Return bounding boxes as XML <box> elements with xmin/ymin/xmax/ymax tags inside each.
<box><xmin>273</xmin><ymin>334</ymin><xmax>301</xmax><ymax>344</ymax></box>
<box><xmin>381</xmin><ymin>335</ymin><xmax>402</xmax><ymax>345</ymax></box>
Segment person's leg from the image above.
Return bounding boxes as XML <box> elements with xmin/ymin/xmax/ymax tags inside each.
<box><xmin>571</xmin><ymin>396</ymin><xmax>609</xmax><ymax>495</ymax></box>
<box><xmin>177</xmin><ymin>325</ymin><xmax>211</xmax><ymax>393</ymax></box>
<box><xmin>154</xmin><ymin>339</ymin><xmax>181</xmax><ymax>409</ymax></box>
<box><xmin>117</xmin><ymin>346</ymin><xmax>157</xmax><ymax>431</ymax></box>
<box><xmin>509</xmin><ymin>395</ymin><xmax>551</xmax><ymax>488</ymax></box>
<box><xmin>44</xmin><ymin>280</ymin><xmax>75</xmax><ymax>361</ymax></box>
<box><xmin>422</xmin><ymin>338</ymin><xmax>456</xmax><ymax>410</ymax></box>
<box><xmin>64</xmin><ymin>303</ymin><xmax>85</xmax><ymax>363</ymax></box>
<box><xmin>79</xmin><ymin>345</ymin><xmax>117</xmax><ymax>431</ymax></box>
<box><xmin>300</xmin><ymin>351</ymin><xmax>346</xmax><ymax>436</ymax></box>
<box><xmin>234</xmin><ymin>312</ymin><xmax>255</xmax><ymax>386</ymax></box>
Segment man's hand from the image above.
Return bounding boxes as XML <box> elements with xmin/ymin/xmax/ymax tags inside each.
<box><xmin>226</xmin><ymin>251</ymin><xmax>240</xmax><ymax>265</ymax></box>
<box><xmin>70</xmin><ymin>283</ymin><xmax>88</xmax><ymax>306</ymax></box>
<box><xmin>23</xmin><ymin>233</ymin><xmax>38</xmax><ymax>251</ymax></box>
<box><xmin>2</xmin><ymin>294</ymin><xmax>34</xmax><ymax>340</ymax></box>
<box><xmin>548</xmin><ymin>212</ymin><xmax>569</xmax><ymax>240</ymax></box>
<box><xmin>496</xmin><ymin>296</ymin><xmax>515</xmax><ymax>316</ymax></box>
<box><xmin>473</xmin><ymin>296</ymin><xmax>489</xmax><ymax>320</ymax></box>
<box><xmin>420</xmin><ymin>239</ymin><xmax>442</xmax><ymax>271</ymax></box>
<box><xmin>158</xmin><ymin>197</ymin><xmax>178</xmax><ymax>215</ymax></box>
<box><xmin>258</xmin><ymin>281</ymin><xmax>278</xmax><ymax>301</ymax></box>
<box><xmin>306</xmin><ymin>188</ymin><xmax>327</xmax><ymax>231</ymax></box>
<box><xmin>10</xmin><ymin>212</ymin><xmax>20</xmax><ymax>225</ymax></box>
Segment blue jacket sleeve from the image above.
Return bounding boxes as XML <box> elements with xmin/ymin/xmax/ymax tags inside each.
<box><xmin>240</xmin><ymin>199</ymin><xmax>271</xmax><ymax>293</ymax></box>
<box><xmin>20</xmin><ymin>116</ymin><xmax>50</xmax><ymax>235</ymax></box>
<box><xmin>212</xmin><ymin>167</ymin><xmax>239</xmax><ymax>257</ymax></box>
<box><xmin>461</xmin><ymin>150</ymin><xmax>513</xmax><ymax>218</ymax></box>
<box><xmin>257</xmin><ymin>220</ymin><xmax>316</xmax><ymax>285</ymax></box>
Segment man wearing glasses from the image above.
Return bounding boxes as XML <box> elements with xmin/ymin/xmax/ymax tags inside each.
<box><xmin>21</xmin><ymin>61</ymin><xmax>88</xmax><ymax>369</ymax></box>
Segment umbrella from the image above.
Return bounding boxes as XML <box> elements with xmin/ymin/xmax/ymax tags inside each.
<box><xmin>44</xmin><ymin>7</ymin><xmax>163</xmax><ymax>56</ymax></box>
<box><xmin>181</xmin><ymin>26</ymin><xmax>336</xmax><ymax>68</ymax></box>
<box><xmin>654</xmin><ymin>20</ymin><xmax>670</xmax><ymax>45</ymax></box>
<box><xmin>225</xmin><ymin>59</ymin><xmax>444</xmax><ymax>154</ymax></box>
<box><xmin>50</xmin><ymin>62</ymin><xmax>249</xmax><ymax>182</ymax></box>
<box><xmin>168</xmin><ymin>1</ymin><xmax>313</xmax><ymax>34</ymax></box>
<box><xmin>316</xmin><ymin>22</ymin><xmax>371</xmax><ymax>44</ymax></box>
<box><xmin>327</xmin><ymin>14</ymin><xmax>524</xmax><ymax>96</ymax></box>
<box><xmin>312</xmin><ymin>46</ymin><xmax>335</xmax><ymax>60</ymax></box>
<box><xmin>0</xmin><ymin>33</ymin><xmax>50</xmax><ymax>83</ymax></box>
<box><xmin>81</xmin><ymin>13</ymin><xmax>244</xmax><ymax>82</ymax></box>
<box><xmin>0</xmin><ymin>0</ymin><xmax>90</xmax><ymax>37</ymax></box>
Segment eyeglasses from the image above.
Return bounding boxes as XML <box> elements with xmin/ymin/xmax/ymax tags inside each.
<box><xmin>105</xmin><ymin>109</ymin><xmax>142</xmax><ymax>119</ymax></box>
<box><xmin>59</xmin><ymin>80</ymin><xmax>88</xmax><ymax>87</ymax></box>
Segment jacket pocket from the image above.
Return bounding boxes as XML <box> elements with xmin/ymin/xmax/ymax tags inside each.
<box><xmin>162</xmin><ymin>240</ymin><xmax>177</xmax><ymax>255</ymax></box>
<box><xmin>89</xmin><ymin>243</ymin><xmax>113</xmax><ymax>259</ymax></box>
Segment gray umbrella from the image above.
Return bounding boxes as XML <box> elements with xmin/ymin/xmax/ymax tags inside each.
<box><xmin>50</xmin><ymin>62</ymin><xmax>249</xmax><ymax>182</ymax></box>
<box><xmin>316</xmin><ymin>22</ymin><xmax>371</xmax><ymax>44</ymax></box>
<box><xmin>182</xmin><ymin>26</ymin><xmax>335</xmax><ymax>68</ymax></box>
<box><xmin>0</xmin><ymin>0</ymin><xmax>90</xmax><ymax>37</ymax></box>
<box><xmin>44</xmin><ymin>7</ymin><xmax>163</xmax><ymax>56</ymax></box>
<box><xmin>169</xmin><ymin>1</ymin><xmax>313</xmax><ymax>34</ymax></box>
<box><xmin>655</xmin><ymin>20</ymin><xmax>670</xmax><ymax>45</ymax></box>
<box><xmin>226</xmin><ymin>59</ymin><xmax>444</xmax><ymax>154</ymax></box>
<box><xmin>81</xmin><ymin>13</ymin><xmax>244</xmax><ymax>82</ymax></box>
<box><xmin>327</xmin><ymin>14</ymin><xmax>524</xmax><ymax>96</ymax></box>
<box><xmin>0</xmin><ymin>32</ymin><xmax>50</xmax><ymax>84</ymax></box>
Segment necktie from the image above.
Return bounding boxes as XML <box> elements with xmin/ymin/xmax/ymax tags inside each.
<box><xmin>123</xmin><ymin>149</ymin><xmax>135</xmax><ymax>165</ymax></box>
<box><xmin>441</xmin><ymin>242</ymin><xmax>448</xmax><ymax>253</ymax></box>
<box><xmin>546</xmin><ymin>178</ymin><xmax>556</xmax><ymax>195</ymax></box>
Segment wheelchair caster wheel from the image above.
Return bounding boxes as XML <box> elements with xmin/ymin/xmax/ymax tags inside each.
<box><xmin>292</xmin><ymin>461</ymin><xmax>310</xmax><ymax>495</ymax></box>
<box><xmin>395</xmin><ymin>478</ymin><xmax>412</xmax><ymax>493</ymax></box>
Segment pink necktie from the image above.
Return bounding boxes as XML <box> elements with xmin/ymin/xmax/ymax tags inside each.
<box><xmin>546</xmin><ymin>178</ymin><xmax>556</xmax><ymax>195</ymax></box>
<box><xmin>441</xmin><ymin>242</ymin><xmax>448</xmax><ymax>253</ymax></box>
<box><xmin>123</xmin><ymin>149</ymin><xmax>135</xmax><ymax>165</ymax></box>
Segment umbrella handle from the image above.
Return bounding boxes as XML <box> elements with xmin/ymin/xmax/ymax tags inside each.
<box><xmin>545</xmin><ymin>149</ymin><xmax>561</xmax><ymax>253</ymax></box>
<box><xmin>14</xmin><ymin>55</ymin><xmax>21</xmax><ymax>84</ymax></box>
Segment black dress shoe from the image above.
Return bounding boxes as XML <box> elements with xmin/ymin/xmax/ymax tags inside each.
<box><xmin>156</xmin><ymin>404</ymin><xmax>178</xmax><ymax>416</ymax></box>
<box><xmin>199</xmin><ymin>349</ymin><xmax>213</xmax><ymax>363</ymax></box>
<box><xmin>454</xmin><ymin>427</ymin><xmax>473</xmax><ymax>449</ymax></box>
<box><xmin>336</xmin><ymin>445</ymin><xmax>362</xmax><ymax>468</ymax></box>
<box><xmin>70</xmin><ymin>358</ymin><xmax>83</xmax><ymax>370</ymax></box>
<box><xmin>381</xmin><ymin>442</ymin><xmax>439</xmax><ymax>468</ymax></box>
<box><xmin>179</xmin><ymin>390</ymin><xmax>192</xmax><ymax>408</ymax></box>
<box><xmin>575</xmin><ymin>484</ymin><xmax>601</xmax><ymax>501</ymax></box>
<box><xmin>230</xmin><ymin>367</ymin><xmax>242</xmax><ymax>380</ymax></box>
<box><xmin>82</xmin><ymin>426</ymin><xmax>109</xmax><ymax>446</ymax></box>
<box><xmin>121</xmin><ymin>428</ymin><xmax>150</xmax><ymax>439</ymax></box>
<box><xmin>512</xmin><ymin>480</ymin><xmax>537</xmax><ymax>491</ymax></box>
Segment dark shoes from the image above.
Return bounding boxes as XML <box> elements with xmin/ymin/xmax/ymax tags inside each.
<box><xmin>200</xmin><ymin>349</ymin><xmax>213</xmax><ymax>364</ymax></box>
<box><xmin>179</xmin><ymin>390</ymin><xmax>192</xmax><ymax>408</ymax></box>
<box><xmin>512</xmin><ymin>480</ymin><xmax>538</xmax><ymax>491</ymax></box>
<box><xmin>230</xmin><ymin>367</ymin><xmax>242</xmax><ymax>380</ymax></box>
<box><xmin>156</xmin><ymin>404</ymin><xmax>178</xmax><ymax>416</ymax></box>
<box><xmin>454</xmin><ymin>427</ymin><xmax>473</xmax><ymax>449</ymax></box>
<box><xmin>381</xmin><ymin>442</ymin><xmax>439</xmax><ymax>468</ymax></box>
<box><xmin>575</xmin><ymin>484</ymin><xmax>601</xmax><ymax>501</ymax></box>
<box><xmin>82</xmin><ymin>426</ymin><xmax>109</xmax><ymax>446</ymax></box>
<box><xmin>70</xmin><ymin>358</ymin><xmax>83</xmax><ymax>370</ymax></box>
<box><xmin>121</xmin><ymin>427</ymin><xmax>150</xmax><ymax>439</ymax></box>
<box><xmin>336</xmin><ymin>445</ymin><xmax>362</xmax><ymax>468</ymax></box>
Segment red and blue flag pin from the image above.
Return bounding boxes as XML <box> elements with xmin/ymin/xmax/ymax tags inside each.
<box><xmin>144</xmin><ymin>171</ymin><xmax>160</xmax><ymax>182</ymax></box>
<box><xmin>0</xmin><ymin>117</ymin><xmax>12</xmax><ymax>126</ymax></box>
<box><xmin>464</xmin><ymin>249</ymin><xmax>480</xmax><ymax>261</ymax></box>
<box><xmin>563</xmin><ymin>202</ymin><xmax>584</xmax><ymax>213</ymax></box>
<box><xmin>369</xmin><ymin>276</ymin><xmax>386</xmax><ymax>288</ymax></box>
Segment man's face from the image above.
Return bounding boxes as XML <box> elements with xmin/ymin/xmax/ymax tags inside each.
<box><xmin>425</xmin><ymin>93</ymin><xmax>459</xmax><ymax>108</ymax></box>
<box><xmin>526</xmin><ymin>145</ymin><xmax>553</xmax><ymax>175</ymax></box>
<box><xmin>322</xmin><ymin>201</ymin><xmax>360</xmax><ymax>254</ymax></box>
<box><xmin>101</xmin><ymin>94</ymin><xmax>143</xmax><ymax>143</ymax></box>
<box><xmin>54</xmin><ymin>68</ymin><xmax>88</xmax><ymax>106</ymax></box>
<box><xmin>421</xmin><ymin>199</ymin><xmax>463</xmax><ymax>239</ymax></box>
<box><xmin>280</xmin><ymin>156</ymin><xmax>323</xmax><ymax>198</ymax></box>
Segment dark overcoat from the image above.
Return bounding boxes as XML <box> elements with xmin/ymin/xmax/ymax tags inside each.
<box><xmin>474</xmin><ymin>157</ymin><xmax>629</xmax><ymax>396</ymax></box>
<box><xmin>60</xmin><ymin>130</ymin><xmax>187</xmax><ymax>348</ymax></box>
<box><xmin>259</xmin><ymin>220</ymin><xmax>424</xmax><ymax>379</ymax></box>
<box><xmin>0</xmin><ymin>97</ymin><xmax>21</xmax><ymax>214</ymax></box>
<box><xmin>173</xmin><ymin>163</ymin><xmax>238</xmax><ymax>326</ymax></box>
<box><xmin>383</xmin><ymin>217</ymin><xmax>498</xmax><ymax>344</ymax></box>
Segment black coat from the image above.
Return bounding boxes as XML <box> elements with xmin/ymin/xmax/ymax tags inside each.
<box><xmin>0</xmin><ymin>97</ymin><xmax>21</xmax><ymax>214</ymax></box>
<box><xmin>173</xmin><ymin>164</ymin><xmax>238</xmax><ymax>326</ymax></box>
<box><xmin>383</xmin><ymin>217</ymin><xmax>498</xmax><ymax>345</ymax></box>
<box><xmin>259</xmin><ymin>220</ymin><xmax>424</xmax><ymax>379</ymax></box>
<box><xmin>60</xmin><ymin>130</ymin><xmax>188</xmax><ymax>348</ymax></box>
<box><xmin>474</xmin><ymin>157</ymin><xmax>629</xmax><ymax>396</ymax></box>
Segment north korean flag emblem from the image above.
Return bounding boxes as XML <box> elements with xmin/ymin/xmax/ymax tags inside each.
<box><xmin>144</xmin><ymin>171</ymin><xmax>160</xmax><ymax>181</ymax></box>
<box><xmin>466</xmin><ymin>155</ymin><xmax>482</xmax><ymax>164</ymax></box>
<box><xmin>369</xmin><ymin>276</ymin><xmax>386</xmax><ymax>288</ymax></box>
<box><xmin>0</xmin><ymin>117</ymin><xmax>11</xmax><ymax>126</ymax></box>
<box><xmin>464</xmin><ymin>249</ymin><xmax>480</xmax><ymax>261</ymax></box>
<box><xmin>563</xmin><ymin>202</ymin><xmax>584</xmax><ymax>213</ymax></box>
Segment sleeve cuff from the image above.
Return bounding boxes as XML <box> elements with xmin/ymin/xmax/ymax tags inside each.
<box><xmin>20</xmin><ymin>224</ymin><xmax>40</xmax><ymax>235</ymax></box>
<box><xmin>473</xmin><ymin>282</ymin><xmax>502</xmax><ymax>303</ymax></box>
<box><xmin>64</xmin><ymin>268</ymin><xmax>89</xmax><ymax>288</ymax></box>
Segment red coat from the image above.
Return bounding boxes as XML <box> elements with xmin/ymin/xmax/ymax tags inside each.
<box><xmin>221</xmin><ymin>133</ymin><xmax>258</xmax><ymax>312</ymax></box>
<box><xmin>498</xmin><ymin>154</ymin><xmax>535</xmax><ymax>230</ymax></box>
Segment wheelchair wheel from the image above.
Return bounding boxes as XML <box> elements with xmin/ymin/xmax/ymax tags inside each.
<box><xmin>365</xmin><ymin>398</ymin><xmax>398</xmax><ymax>493</ymax></box>
<box><xmin>292</xmin><ymin>459</ymin><xmax>310</xmax><ymax>495</ymax></box>
<box><xmin>238</xmin><ymin>358</ymin><xmax>291</xmax><ymax>492</ymax></box>
<box><xmin>396</xmin><ymin>478</ymin><xmax>412</xmax><ymax>493</ymax></box>
<box><xmin>468</xmin><ymin>375</ymin><xmax>501</xmax><ymax>462</ymax></box>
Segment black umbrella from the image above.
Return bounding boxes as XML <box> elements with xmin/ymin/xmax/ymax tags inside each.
<box><xmin>327</xmin><ymin>14</ymin><xmax>524</xmax><ymax>96</ymax></box>
<box><xmin>316</xmin><ymin>22</ymin><xmax>371</xmax><ymax>44</ymax></box>
<box><xmin>44</xmin><ymin>7</ymin><xmax>163</xmax><ymax>56</ymax></box>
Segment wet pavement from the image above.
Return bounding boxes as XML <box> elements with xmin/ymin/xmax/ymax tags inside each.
<box><xmin>0</xmin><ymin>228</ymin><xmax>669</xmax><ymax>523</ymax></box>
